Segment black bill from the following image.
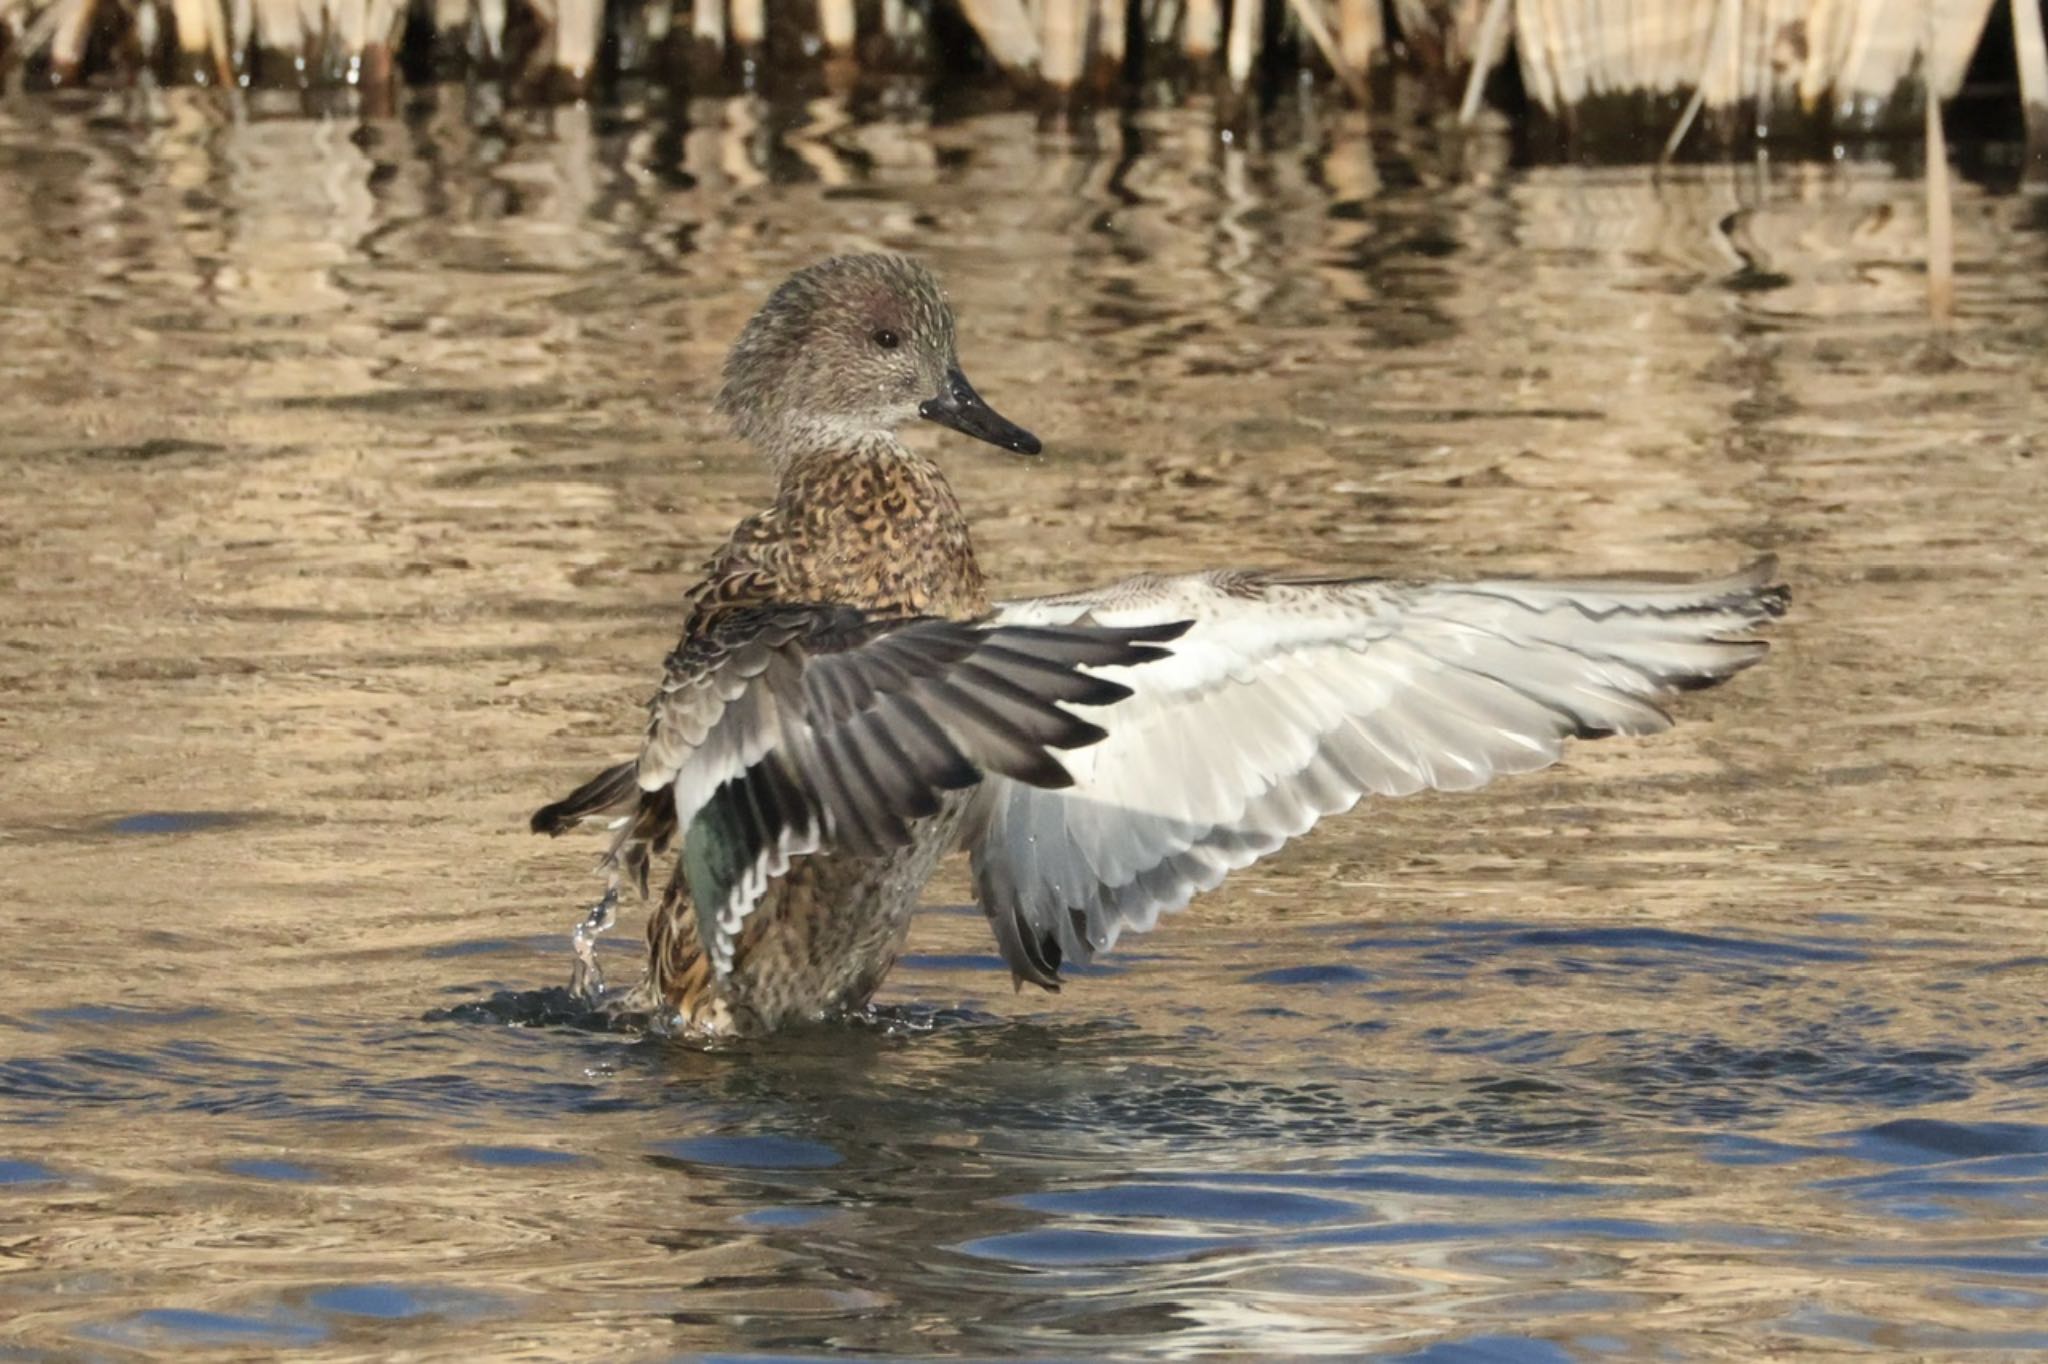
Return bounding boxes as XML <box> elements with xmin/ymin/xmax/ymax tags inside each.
<box><xmin>919</xmin><ymin>367</ymin><xmax>1042</xmax><ymax>456</ymax></box>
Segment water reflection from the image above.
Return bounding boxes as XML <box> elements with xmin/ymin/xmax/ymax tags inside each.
<box><xmin>2</xmin><ymin>85</ymin><xmax>2047</xmax><ymax>1360</ymax></box>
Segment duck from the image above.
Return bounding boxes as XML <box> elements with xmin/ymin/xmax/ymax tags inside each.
<box><xmin>531</xmin><ymin>253</ymin><xmax>1787</xmax><ymax>1037</ymax></box>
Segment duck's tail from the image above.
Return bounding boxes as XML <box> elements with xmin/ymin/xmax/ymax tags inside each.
<box><xmin>530</xmin><ymin>761</ymin><xmax>641</xmax><ymax>836</ymax></box>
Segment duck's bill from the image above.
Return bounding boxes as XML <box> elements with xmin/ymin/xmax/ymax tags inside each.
<box><xmin>920</xmin><ymin>368</ymin><xmax>1042</xmax><ymax>456</ymax></box>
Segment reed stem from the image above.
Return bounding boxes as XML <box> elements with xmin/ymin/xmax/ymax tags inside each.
<box><xmin>956</xmin><ymin>0</ymin><xmax>1040</xmax><ymax>72</ymax></box>
<box><xmin>1926</xmin><ymin>4</ymin><xmax>1954</xmax><ymax>325</ymax></box>
<box><xmin>1457</xmin><ymin>0</ymin><xmax>1509</xmax><ymax>122</ymax></box>
<box><xmin>1184</xmin><ymin>0</ymin><xmax>1219</xmax><ymax>60</ymax></box>
<box><xmin>693</xmin><ymin>0</ymin><xmax>726</xmax><ymax>52</ymax></box>
<box><xmin>49</xmin><ymin>0</ymin><xmax>98</xmax><ymax>80</ymax></box>
<box><xmin>1336</xmin><ymin>0</ymin><xmax>1378</xmax><ymax>77</ymax></box>
<box><xmin>553</xmin><ymin>0</ymin><xmax>600</xmax><ymax>84</ymax></box>
<box><xmin>730</xmin><ymin>0</ymin><xmax>764</xmax><ymax>47</ymax></box>
<box><xmin>476</xmin><ymin>0</ymin><xmax>508</xmax><ymax>60</ymax></box>
<box><xmin>1226</xmin><ymin>0</ymin><xmax>1260</xmax><ymax>87</ymax></box>
<box><xmin>1096</xmin><ymin>0</ymin><xmax>1126</xmax><ymax>74</ymax></box>
<box><xmin>1042</xmin><ymin>0</ymin><xmax>1084</xmax><ymax>85</ymax></box>
<box><xmin>170</xmin><ymin>0</ymin><xmax>232</xmax><ymax>82</ymax></box>
<box><xmin>820</xmin><ymin>0</ymin><xmax>857</xmax><ymax>51</ymax></box>
<box><xmin>2014</xmin><ymin>0</ymin><xmax>2048</xmax><ymax>145</ymax></box>
<box><xmin>1286</xmin><ymin>0</ymin><xmax>1365</xmax><ymax>99</ymax></box>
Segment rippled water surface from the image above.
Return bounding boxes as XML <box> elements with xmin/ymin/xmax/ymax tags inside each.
<box><xmin>3</xmin><ymin>88</ymin><xmax>2047</xmax><ymax>1360</ymax></box>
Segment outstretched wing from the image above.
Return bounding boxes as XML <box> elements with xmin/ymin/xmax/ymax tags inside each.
<box><xmin>534</xmin><ymin>603</ymin><xmax>1184</xmax><ymax>977</ymax></box>
<box><xmin>965</xmin><ymin>559</ymin><xmax>1788</xmax><ymax>988</ymax></box>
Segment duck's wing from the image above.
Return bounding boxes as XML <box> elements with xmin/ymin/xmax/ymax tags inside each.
<box><xmin>965</xmin><ymin>559</ymin><xmax>1789</xmax><ymax>989</ymax></box>
<box><xmin>534</xmin><ymin>603</ymin><xmax>1183</xmax><ymax>977</ymax></box>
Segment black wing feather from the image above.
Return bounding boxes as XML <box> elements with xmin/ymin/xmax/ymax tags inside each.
<box><xmin>535</xmin><ymin>603</ymin><xmax>1187</xmax><ymax>977</ymax></box>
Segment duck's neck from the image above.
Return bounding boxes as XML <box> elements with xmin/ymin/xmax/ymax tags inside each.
<box><xmin>773</xmin><ymin>435</ymin><xmax>988</xmax><ymax>618</ymax></box>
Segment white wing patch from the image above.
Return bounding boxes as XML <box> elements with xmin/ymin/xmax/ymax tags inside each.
<box><xmin>967</xmin><ymin>561</ymin><xmax>1786</xmax><ymax>986</ymax></box>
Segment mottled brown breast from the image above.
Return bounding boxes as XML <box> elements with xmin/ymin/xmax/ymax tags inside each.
<box><xmin>687</xmin><ymin>444</ymin><xmax>987</xmax><ymax>622</ymax></box>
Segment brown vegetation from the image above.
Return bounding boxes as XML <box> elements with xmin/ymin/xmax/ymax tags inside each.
<box><xmin>0</xmin><ymin>0</ymin><xmax>2041</xmax><ymax>149</ymax></box>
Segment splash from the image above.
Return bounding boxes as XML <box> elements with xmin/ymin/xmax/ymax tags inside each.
<box><xmin>567</xmin><ymin>883</ymin><xmax>619</xmax><ymax>1006</ymax></box>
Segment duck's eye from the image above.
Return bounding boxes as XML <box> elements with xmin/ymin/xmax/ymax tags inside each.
<box><xmin>871</xmin><ymin>328</ymin><xmax>901</xmax><ymax>350</ymax></box>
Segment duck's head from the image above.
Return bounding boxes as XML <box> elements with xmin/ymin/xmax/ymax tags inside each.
<box><xmin>715</xmin><ymin>254</ymin><xmax>1041</xmax><ymax>463</ymax></box>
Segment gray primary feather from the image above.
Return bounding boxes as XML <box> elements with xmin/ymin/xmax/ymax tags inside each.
<box><xmin>967</xmin><ymin>558</ymin><xmax>1788</xmax><ymax>989</ymax></box>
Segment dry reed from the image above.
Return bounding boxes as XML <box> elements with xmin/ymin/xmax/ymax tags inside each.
<box><xmin>729</xmin><ymin>0</ymin><xmax>762</xmax><ymax>47</ymax></box>
<box><xmin>0</xmin><ymin>0</ymin><xmax>2037</xmax><ymax>153</ymax></box>
<box><xmin>957</xmin><ymin>0</ymin><xmax>1038</xmax><ymax>70</ymax></box>
<box><xmin>819</xmin><ymin>0</ymin><xmax>855</xmax><ymax>51</ymax></box>
<box><xmin>2016</xmin><ymin>0</ymin><xmax>2048</xmax><ymax>143</ymax></box>
<box><xmin>1182</xmin><ymin>0</ymin><xmax>1220</xmax><ymax>61</ymax></box>
<box><xmin>1225</xmin><ymin>0</ymin><xmax>1259</xmax><ymax>87</ymax></box>
<box><xmin>1926</xmin><ymin>3</ymin><xmax>1954</xmax><ymax>323</ymax></box>
<box><xmin>1042</xmin><ymin>0</ymin><xmax>1085</xmax><ymax>88</ymax></box>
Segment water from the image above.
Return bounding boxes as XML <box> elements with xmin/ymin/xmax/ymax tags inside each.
<box><xmin>2</xmin><ymin>86</ymin><xmax>2047</xmax><ymax>1359</ymax></box>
